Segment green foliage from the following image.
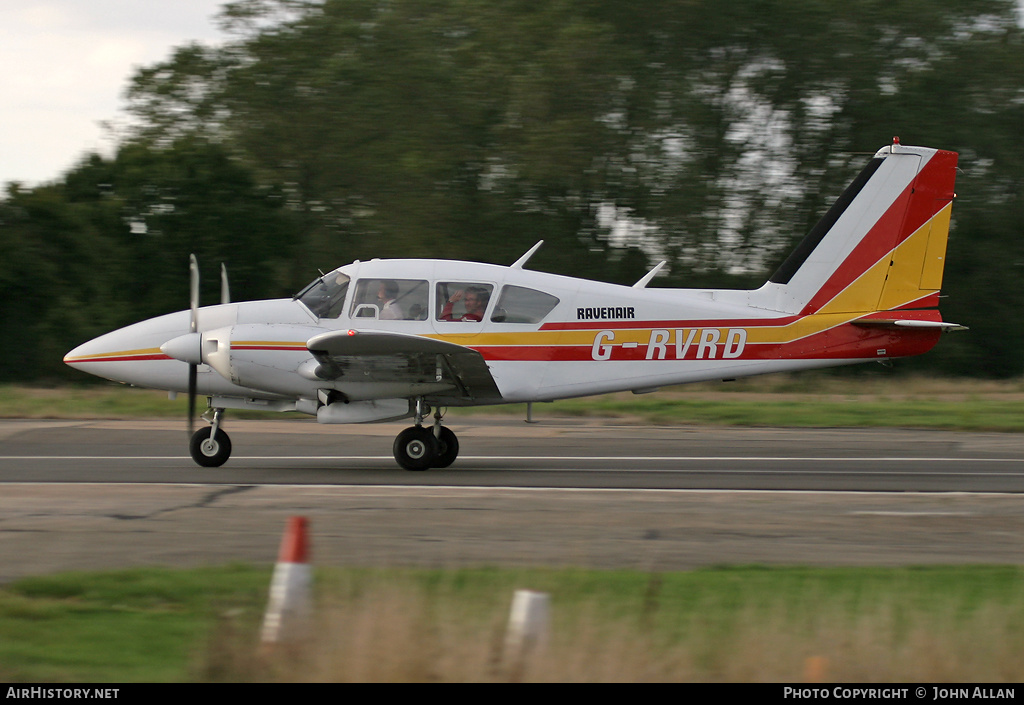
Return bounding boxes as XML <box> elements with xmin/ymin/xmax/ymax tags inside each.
<box><xmin>0</xmin><ymin>565</ymin><xmax>270</xmax><ymax>682</ymax></box>
<box><xmin>0</xmin><ymin>177</ymin><xmax>127</xmax><ymax>380</ymax></box>
<box><xmin>3</xmin><ymin>377</ymin><xmax>1023</xmax><ymax>430</ymax></box>
<box><xmin>1</xmin><ymin>139</ymin><xmax>295</xmax><ymax>380</ymax></box>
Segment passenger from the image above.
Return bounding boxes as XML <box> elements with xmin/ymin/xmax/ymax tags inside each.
<box><xmin>377</xmin><ymin>280</ymin><xmax>403</xmax><ymax>320</ymax></box>
<box><xmin>440</xmin><ymin>286</ymin><xmax>488</xmax><ymax>322</ymax></box>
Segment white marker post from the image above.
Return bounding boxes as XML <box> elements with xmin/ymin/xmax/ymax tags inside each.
<box><xmin>260</xmin><ymin>516</ymin><xmax>312</xmax><ymax>646</ymax></box>
<box><xmin>503</xmin><ymin>590</ymin><xmax>550</xmax><ymax>679</ymax></box>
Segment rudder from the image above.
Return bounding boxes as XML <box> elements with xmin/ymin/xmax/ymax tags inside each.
<box><xmin>874</xmin><ymin>149</ymin><xmax>957</xmax><ymax>312</ymax></box>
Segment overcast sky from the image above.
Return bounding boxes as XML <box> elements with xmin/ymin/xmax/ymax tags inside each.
<box><xmin>1</xmin><ymin>1</ymin><xmax>228</xmax><ymax>187</ymax></box>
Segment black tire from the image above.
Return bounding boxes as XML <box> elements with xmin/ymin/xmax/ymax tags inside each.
<box><xmin>393</xmin><ymin>426</ymin><xmax>438</xmax><ymax>471</ymax></box>
<box><xmin>189</xmin><ymin>428</ymin><xmax>232</xmax><ymax>467</ymax></box>
<box><xmin>433</xmin><ymin>426</ymin><xmax>459</xmax><ymax>468</ymax></box>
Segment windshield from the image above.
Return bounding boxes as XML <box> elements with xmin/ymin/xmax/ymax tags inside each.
<box><xmin>295</xmin><ymin>271</ymin><xmax>351</xmax><ymax>318</ymax></box>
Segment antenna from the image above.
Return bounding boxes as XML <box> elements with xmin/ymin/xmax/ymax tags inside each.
<box><xmin>511</xmin><ymin>241</ymin><xmax>544</xmax><ymax>269</ymax></box>
<box><xmin>632</xmin><ymin>261</ymin><xmax>666</xmax><ymax>288</ymax></box>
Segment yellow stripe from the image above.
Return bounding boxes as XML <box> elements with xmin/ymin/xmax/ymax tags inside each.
<box><xmin>816</xmin><ymin>205</ymin><xmax>952</xmax><ymax>316</ymax></box>
<box><xmin>427</xmin><ymin>314</ymin><xmax>858</xmax><ymax>348</ymax></box>
<box><xmin>64</xmin><ymin>347</ymin><xmax>163</xmax><ymax>361</ymax></box>
<box><xmin>878</xmin><ymin>203</ymin><xmax>951</xmax><ymax>310</ymax></box>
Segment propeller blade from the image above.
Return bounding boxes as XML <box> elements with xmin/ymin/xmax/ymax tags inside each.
<box><xmin>188</xmin><ymin>363</ymin><xmax>197</xmax><ymax>435</ymax></box>
<box><xmin>189</xmin><ymin>254</ymin><xmax>200</xmax><ymax>333</ymax></box>
<box><xmin>188</xmin><ymin>254</ymin><xmax>199</xmax><ymax>436</ymax></box>
<box><xmin>220</xmin><ymin>263</ymin><xmax>230</xmax><ymax>305</ymax></box>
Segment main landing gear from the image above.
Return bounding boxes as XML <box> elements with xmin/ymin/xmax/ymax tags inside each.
<box><xmin>392</xmin><ymin>400</ymin><xmax>459</xmax><ymax>471</ymax></box>
<box><xmin>189</xmin><ymin>407</ymin><xmax>232</xmax><ymax>467</ymax></box>
<box><xmin>185</xmin><ymin>400</ymin><xmax>457</xmax><ymax>471</ymax></box>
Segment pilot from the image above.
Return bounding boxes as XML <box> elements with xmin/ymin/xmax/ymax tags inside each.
<box><xmin>377</xmin><ymin>280</ymin><xmax>403</xmax><ymax>320</ymax></box>
<box><xmin>440</xmin><ymin>286</ymin><xmax>488</xmax><ymax>322</ymax></box>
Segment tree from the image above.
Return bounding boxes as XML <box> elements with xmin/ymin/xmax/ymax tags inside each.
<box><xmin>0</xmin><ymin>139</ymin><xmax>295</xmax><ymax>381</ymax></box>
<box><xmin>0</xmin><ymin>176</ymin><xmax>128</xmax><ymax>380</ymax></box>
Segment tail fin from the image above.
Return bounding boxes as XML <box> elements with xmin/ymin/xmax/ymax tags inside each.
<box><xmin>752</xmin><ymin>141</ymin><xmax>958</xmax><ymax>317</ymax></box>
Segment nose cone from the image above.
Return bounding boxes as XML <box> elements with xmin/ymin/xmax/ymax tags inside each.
<box><xmin>63</xmin><ymin>310</ymin><xmax>195</xmax><ymax>387</ymax></box>
<box><xmin>63</xmin><ymin>327</ymin><xmax>174</xmax><ymax>385</ymax></box>
<box><xmin>63</xmin><ymin>339</ymin><xmax>94</xmax><ymax>370</ymax></box>
<box><xmin>63</xmin><ymin>333</ymin><xmax>167</xmax><ymax>368</ymax></box>
<box><xmin>160</xmin><ymin>333</ymin><xmax>203</xmax><ymax>365</ymax></box>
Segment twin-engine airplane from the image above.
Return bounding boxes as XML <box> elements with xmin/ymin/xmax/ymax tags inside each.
<box><xmin>65</xmin><ymin>140</ymin><xmax>963</xmax><ymax>470</ymax></box>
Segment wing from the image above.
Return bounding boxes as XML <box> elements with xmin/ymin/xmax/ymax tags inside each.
<box><xmin>305</xmin><ymin>329</ymin><xmax>502</xmax><ymax>402</ymax></box>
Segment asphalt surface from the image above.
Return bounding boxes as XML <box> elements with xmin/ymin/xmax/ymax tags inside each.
<box><xmin>2</xmin><ymin>418</ymin><xmax>1023</xmax><ymax>581</ymax></box>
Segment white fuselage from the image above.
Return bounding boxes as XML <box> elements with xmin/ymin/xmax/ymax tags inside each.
<box><xmin>64</xmin><ymin>257</ymin><xmax>925</xmax><ymax>418</ymax></box>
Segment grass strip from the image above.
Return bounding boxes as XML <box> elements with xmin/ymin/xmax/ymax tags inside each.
<box><xmin>2</xmin><ymin>564</ymin><xmax>1024</xmax><ymax>682</ymax></box>
<box><xmin>3</xmin><ymin>376</ymin><xmax>1024</xmax><ymax>431</ymax></box>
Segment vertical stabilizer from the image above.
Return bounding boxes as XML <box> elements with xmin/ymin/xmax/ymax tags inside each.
<box><xmin>751</xmin><ymin>143</ymin><xmax>958</xmax><ymax>316</ymax></box>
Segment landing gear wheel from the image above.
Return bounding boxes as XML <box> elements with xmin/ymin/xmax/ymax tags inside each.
<box><xmin>433</xmin><ymin>426</ymin><xmax>459</xmax><ymax>469</ymax></box>
<box><xmin>393</xmin><ymin>426</ymin><xmax>438</xmax><ymax>471</ymax></box>
<box><xmin>190</xmin><ymin>427</ymin><xmax>232</xmax><ymax>467</ymax></box>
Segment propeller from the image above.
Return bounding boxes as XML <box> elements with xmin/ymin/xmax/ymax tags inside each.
<box><xmin>161</xmin><ymin>255</ymin><xmax>232</xmax><ymax>435</ymax></box>
<box><xmin>188</xmin><ymin>254</ymin><xmax>200</xmax><ymax>435</ymax></box>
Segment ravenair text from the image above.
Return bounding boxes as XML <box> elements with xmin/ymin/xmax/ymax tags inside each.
<box><xmin>577</xmin><ymin>306</ymin><xmax>635</xmax><ymax>320</ymax></box>
<box><xmin>591</xmin><ymin>328</ymin><xmax>748</xmax><ymax>361</ymax></box>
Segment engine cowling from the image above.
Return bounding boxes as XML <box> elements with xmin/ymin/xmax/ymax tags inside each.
<box><xmin>163</xmin><ymin>323</ymin><xmax>325</xmax><ymax>397</ymax></box>
<box><xmin>160</xmin><ymin>326</ymin><xmax>236</xmax><ymax>382</ymax></box>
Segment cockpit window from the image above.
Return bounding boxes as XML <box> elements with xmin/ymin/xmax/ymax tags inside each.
<box><xmin>350</xmin><ymin>279</ymin><xmax>429</xmax><ymax>320</ymax></box>
<box><xmin>296</xmin><ymin>272</ymin><xmax>351</xmax><ymax>319</ymax></box>
<box><xmin>491</xmin><ymin>285</ymin><xmax>560</xmax><ymax>323</ymax></box>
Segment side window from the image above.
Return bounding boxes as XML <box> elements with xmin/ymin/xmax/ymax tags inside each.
<box><xmin>436</xmin><ymin>282</ymin><xmax>494</xmax><ymax>322</ymax></box>
<box><xmin>350</xmin><ymin>279</ymin><xmax>429</xmax><ymax>320</ymax></box>
<box><xmin>491</xmin><ymin>285</ymin><xmax>560</xmax><ymax>323</ymax></box>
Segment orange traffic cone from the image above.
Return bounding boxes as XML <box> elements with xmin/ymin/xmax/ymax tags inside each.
<box><xmin>260</xmin><ymin>516</ymin><xmax>312</xmax><ymax>645</ymax></box>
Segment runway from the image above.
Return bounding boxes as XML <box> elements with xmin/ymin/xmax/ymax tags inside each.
<box><xmin>3</xmin><ymin>418</ymin><xmax>1024</xmax><ymax>491</ymax></box>
<box><xmin>1</xmin><ymin>418</ymin><xmax>1023</xmax><ymax>581</ymax></box>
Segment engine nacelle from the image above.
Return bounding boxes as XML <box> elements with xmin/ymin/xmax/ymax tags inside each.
<box><xmin>192</xmin><ymin>323</ymin><xmax>325</xmax><ymax>397</ymax></box>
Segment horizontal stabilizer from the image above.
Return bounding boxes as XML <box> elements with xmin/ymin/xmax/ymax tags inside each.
<box><xmin>852</xmin><ymin>318</ymin><xmax>967</xmax><ymax>332</ymax></box>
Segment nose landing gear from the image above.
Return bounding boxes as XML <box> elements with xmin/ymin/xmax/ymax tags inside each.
<box><xmin>189</xmin><ymin>407</ymin><xmax>232</xmax><ymax>467</ymax></box>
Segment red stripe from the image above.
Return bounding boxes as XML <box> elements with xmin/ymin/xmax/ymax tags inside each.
<box><xmin>893</xmin><ymin>292</ymin><xmax>941</xmax><ymax>310</ymax></box>
<box><xmin>474</xmin><ymin>324</ymin><xmax>941</xmax><ymax>362</ymax></box>
<box><xmin>855</xmin><ymin>309</ymin><xmax>943</xmax><ymax>323</ymax></box>
<box><xmin>69</xmin><ymin>354</ymin><xmax>172</xmax><ymax>363</ymax></box>
<box><xmin>232</xmin><ymin>345</ymin><xmax>308</xmax><ymax>352</ymax></box>
<box><xmin>540</xmin><ymin>315</ymin><xmax>800</xmax><ymax>331</ymax></box>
